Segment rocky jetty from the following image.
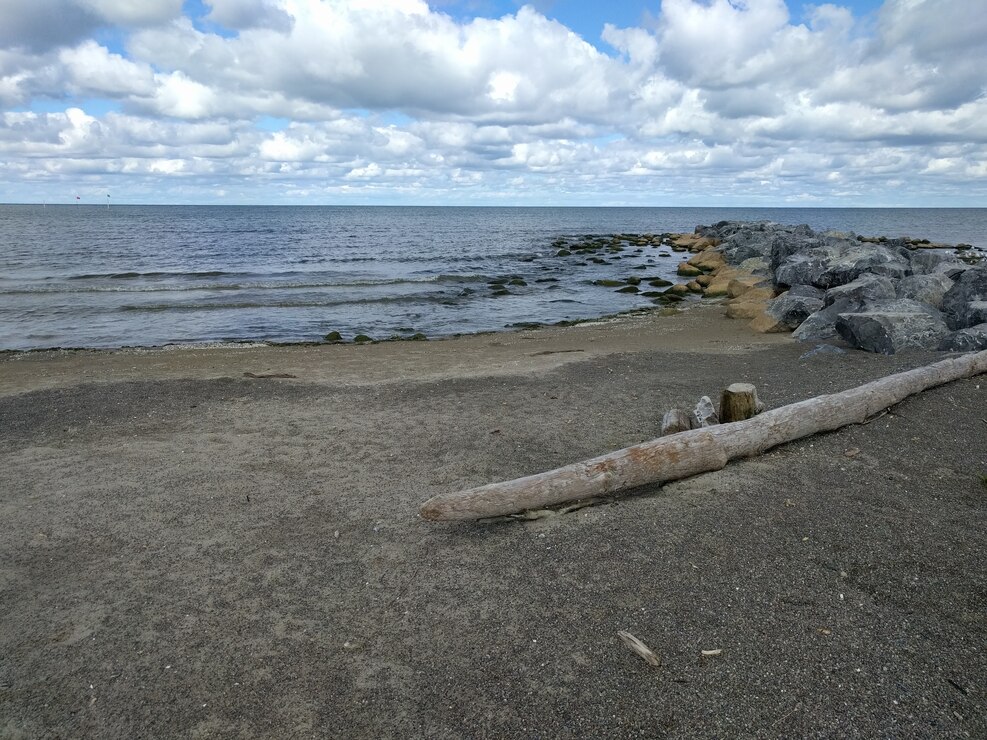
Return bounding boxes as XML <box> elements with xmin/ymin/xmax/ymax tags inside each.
<box><xmin>690</xmin><ymin>221</ymin><xmax>987</xmax><ymax>354</ymax></box>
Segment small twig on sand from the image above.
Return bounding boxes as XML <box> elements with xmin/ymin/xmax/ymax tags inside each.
<box><xmin>770</xmin><ymin>702</ymin><xmax>802</xmax><ymax>728</ymax></box>
<box><xmin>617</xmin><ymin>631</ymin><xmax>661</xmax><ymax>668</ymax></box>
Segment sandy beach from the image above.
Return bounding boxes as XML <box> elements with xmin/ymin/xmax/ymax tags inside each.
<box><xmin>1</xmin><ymin>305</ymin><xmax>985</xmax><ymax>738</ymax></box>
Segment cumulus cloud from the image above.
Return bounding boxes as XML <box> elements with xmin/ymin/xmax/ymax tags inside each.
<box><xmin>0</xmin><ymin>0</ymin><xmax>100</xmax><ymax>52</ymax></box>
<box><xmin>0</xmin><ymin>0</ymin><xmax>985</xmax><ymax>205</ymax></box>
<box><xmin>205</xmin><ymin>0</ymin><xmax>294</xmax><ymax>31</ymax></box>
<box><xmin>78</xmin><ymin>0</ymin><xmax>183</xmax><ymax>26</ymax></box>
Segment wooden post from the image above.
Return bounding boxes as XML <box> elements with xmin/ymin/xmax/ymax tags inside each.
<box><xmin>419</xmin><ymin>350</ymin><xmax>987</xmax><ymax>521</ymax></box>
<box><xmin>719</xmin><ymin>383</ymin><xmax>762</xmax><ymax>423</ymax></box>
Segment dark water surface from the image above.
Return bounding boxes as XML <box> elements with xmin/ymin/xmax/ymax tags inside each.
<box><xmin>1</xmin><ymin>205</ymin><xmax>985</xmax><ymax>350</ymax></box>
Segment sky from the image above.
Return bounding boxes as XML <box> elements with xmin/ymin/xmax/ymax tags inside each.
<box><xmin>0</xmin><ymin>0</ymin><xmax>984</xmax><ymax>206</ymax></box>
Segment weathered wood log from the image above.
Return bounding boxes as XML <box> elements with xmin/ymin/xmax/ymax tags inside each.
<box><xmin>661</xmin><ymin>408</ymin><xmax>695</xmax><ymax>436</ymax></box>
<box><xmin>719</xmin><ymin>383</ymin><xmax>762</xmax><ymax>423</ymax></box>
<box><xmin>419</xmin><ymin>350</ymin><xmax>987</xmax><ymax>521</ymax></box>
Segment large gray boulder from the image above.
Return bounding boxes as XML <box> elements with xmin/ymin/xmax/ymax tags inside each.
<box><xmin>717</xmin><ymin>223</ymin><xmax>787</xmax><ymax>264</ymax></box>
<box><xmin>824</xmin><ymin>274</ymin><xmax>897</xmax><ymax>307</ymax></box>
<box><xmin>835</xmin><ymin>299</ymin><xmax>950</xmax><ymax>354</ymax></box>
<box><xmin>769</xmin><ymin>233</ymin><xmax>821</xmax><ymax>274</ymax></box>
<box><xmin>792</xmin><ymin>298</ymin><xmax>862</xmax><ymax>341</ymax></box>
<box><xmin>909</xmin><ymin>250</ymin><xmax>968</xmax><ymax>278</ymax></box>
<box><xmin>788</xmin><ymin>283</ymin><xmax>825</xmax><ymax>299</ymax></box>
<box><xmin>775</xmin><ymin>250</ymin><xmax>831</xmax><ymax>289</ymax></box>
<box><xmin>817</xmin><ymin>244</ymin><xmax>910</xmax><ymax>286</ymax></box>
<box><xmin>776</xmin><ymin>242</ymin><xmax>910</xmax><ymax>290</ymax></box>
<box><xmin>940</xmin><ymin>267</ymin><xmax>987</xmax><ymax>329</ymax></box>
<box><xmin>963</xmin><ymin>301</ymin><xmax>987</xmax><ymax>325</ymax></box>
<box><xmin>767</xmin><ymin>292</ymin><xmax>825</xmax><ymax>330</ymax></box>
<box><xmin>939</xmin><ymin>323</ymin><xmax>987</xmax><ymax>352</ymax></box>
<box><xmin>895</xmin><ymin>273</ymin><xmax>955</xmax><ymax>309</ymax></box>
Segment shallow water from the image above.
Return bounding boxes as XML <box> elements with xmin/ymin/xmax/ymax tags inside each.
<box><xmin>1</xmin><ymin>205</ymin><xmax>985</xmax><ymax>350</ymax></box>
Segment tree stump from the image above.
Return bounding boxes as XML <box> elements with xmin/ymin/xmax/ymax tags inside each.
<box><xmin>719</xmin><ymin>383</ymin><xmax>763</xmax><ymax>423</ymax></box>
<box><xmin>661</xmin><ymin>408</ymin><xmax>695</xmax><ymax>436</ymax></box>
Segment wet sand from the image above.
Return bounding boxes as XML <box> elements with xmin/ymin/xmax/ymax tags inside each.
<box><xmin>1</xmin><ymin>305</ymin><xmax>985</xmax><ymax>738</ymax></box>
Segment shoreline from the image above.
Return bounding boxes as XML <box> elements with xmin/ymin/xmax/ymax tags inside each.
<box><xmin>0</xmin><ymin>302</ymin><xmax>795</xmax><ymax>396</ymax></box>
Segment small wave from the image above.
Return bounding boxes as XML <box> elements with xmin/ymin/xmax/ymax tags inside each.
<box><xmin>118</xmin><ymin>293</ymin><xmax>465</xmax><ymax>312</ymax></box>
<box><xmin>67</xmin><ymin>270</ymin><xmax>233</xmax><ymax>280</ymax></box>
<box><xmin>3</xmin><ymin>272</ymin><xmax>493</xmax><ymax>295</ymax></box>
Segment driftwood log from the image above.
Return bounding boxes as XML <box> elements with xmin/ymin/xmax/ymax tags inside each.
<box><xmin>419</xmin><ymin>350</ymin><xmax>987</xmax><ymax>521</ymax></box>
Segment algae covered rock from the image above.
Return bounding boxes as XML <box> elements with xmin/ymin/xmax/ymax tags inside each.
<box><xmin>677</xmin><ymin>262</ymin><xmax>703</xmax><ymax>277</ymax></box>
<box><xmin>324</xmin><ymin>331</ymin><xmax>343</xmax><ymax>343</ymax></box>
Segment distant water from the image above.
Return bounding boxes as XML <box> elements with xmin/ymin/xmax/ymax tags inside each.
<box><xmin>1</xmin><ymin>205</ymin><xmax>985</xmax><ymax>350</ymax></box>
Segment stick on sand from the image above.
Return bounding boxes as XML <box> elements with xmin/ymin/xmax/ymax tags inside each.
<box><xmin>420</xmin><ymin>350</ymin><xmax>987</xmax><ymax>521</ymax></box>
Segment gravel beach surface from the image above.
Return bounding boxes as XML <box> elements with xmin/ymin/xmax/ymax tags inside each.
<box><xmin>1</xmin><ymin>305</ymin><xmax>984</xmax><ymax>738</ymax></box>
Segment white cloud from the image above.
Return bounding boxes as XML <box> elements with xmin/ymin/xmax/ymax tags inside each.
<box><xmin>78</xmin><ymin>0</ymin><xmax>183</xmax><ymax>26</ymax></box>
<box><xmin>59</xmin><ymin>41</ymin><xmax>155</xmax><ymax>97</ymax></box>
<box><xmin>205</xmin><ymin>0</ymin><xmax>293</xmax><ymax>31</ymax></box>
<box><xmin>0</xmin><ymin>0</ymin><xmax>985</xmax><ymax>205</ymax></box>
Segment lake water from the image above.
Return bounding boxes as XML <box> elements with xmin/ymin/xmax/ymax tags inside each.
<box><xmin>1</xmin><ymin>205</ymin><xmax>985</xmax><ymax>350</ymax></box>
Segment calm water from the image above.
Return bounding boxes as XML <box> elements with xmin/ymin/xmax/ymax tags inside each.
<box><xmin>1</xmin><ymin>205</ymin><xmax>985</xmax><ymax>350</ymax></box>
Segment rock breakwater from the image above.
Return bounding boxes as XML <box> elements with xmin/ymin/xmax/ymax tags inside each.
<box><xmin>689</xmin><ymin>221</ymin><xmax>986</xmax><ymax>354</ymax></box>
